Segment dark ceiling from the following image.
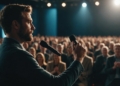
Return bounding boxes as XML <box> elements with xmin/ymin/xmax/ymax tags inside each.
<box><xmin>0</xmin><ymin>0</ymin><xmax>47</xmax><ymax>8</ymax></box>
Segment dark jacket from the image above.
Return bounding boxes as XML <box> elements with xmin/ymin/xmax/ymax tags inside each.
<box><xmin>93</xmin><ymin>54</ymin><xmax>108</xmax><ymax>85</ymax></box>
<box><xmin>103</xmin><ymin>55</ymin><xmax>119</xmax><ymax>86</ymax></box>
<box><xmin>0</xmin><ymin>38</ymin><xmax>83</xmax><ymax>86</ymax></box>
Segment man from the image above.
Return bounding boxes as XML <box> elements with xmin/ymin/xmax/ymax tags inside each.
<box><xmin>74</xmin><ymin>55</ymin><xmax>93</xmax><ymax>86</ymax></box>
<box><xmin>103</xmin><ymin>43</ymin><xmax>120</xmax><ymax>86</ymax></box>
<box><xmin>73</xmin><ymin>41</ymin><xmax>93</xmax><ymax>86</ymax></box>
<box><xmin>93</xmin><ymin>46</ymin><xmax>110</xmax><ymax>86</ymax></box>
<box><xmin>0</xmin><ymin>4</ymin><xmax>86</xmax><ymax>86</ymax></box>
<box><xmin>94</xmin><ymin>43</ymin><xmax>105</xmax><ymax>61</ymax></box>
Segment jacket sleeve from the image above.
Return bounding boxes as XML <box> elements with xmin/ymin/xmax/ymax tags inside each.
<box><xmin>13</xmin><ymin>50</ymin><xmax>84</xmax><ymax>86</ymax></box>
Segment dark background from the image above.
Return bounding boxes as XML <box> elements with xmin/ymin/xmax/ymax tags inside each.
<box><xmin>0</xmin><ymin>0</ymin><xmax>120</xmax><ymax>37</ymax></box>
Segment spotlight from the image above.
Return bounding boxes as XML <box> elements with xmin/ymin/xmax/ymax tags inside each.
<box><xmin>47</xmin><ymin>3</ymin><xmax>51</xmax><ymax>7</ymax></box>
<box><xmin>95</xmin><ymin>1</ymin><xmax>100</xmax><ymax>6</ymax></box>
<box><xmin>62</xmin><ymin>2</ymin><xmax>66</xmax><ymax>7</ymax></box>
<box><xmin>114</xmin><ymin>0</ymin><xmax>120</xmax><ymax>6</ymax></box>
<box><xmin>82</xmin><ymin>2</ymin><xmax>87</xmax><ymax>7</ymax></box>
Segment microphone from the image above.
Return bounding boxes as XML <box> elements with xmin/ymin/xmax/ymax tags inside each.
<box><xmin>69</xmin><ymin>34</ymin><xmax>77</xmax><ymax>45</ymax></box>
<box><xmin>40</xmin><ymin>40</ymin><xmax>61</xmax><ymax>56</ymax></box>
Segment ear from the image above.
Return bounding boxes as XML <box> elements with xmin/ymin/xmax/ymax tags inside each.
<box><xmin>12</xmin><ymin>20</ymin><xmax>20</xmax><ymax>30</ymax></box>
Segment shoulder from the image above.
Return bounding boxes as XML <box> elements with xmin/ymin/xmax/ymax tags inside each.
<box><xmin>96</xmin><ymin>54</ymin><xmax>103</xmax><ymax>59</ymax></box>
<box><xmin>85</xmin><ymin>55</ymin><xmax>93</xmax><ymax>61</ymax></box>
<box><xmin>107</xmin><ymin>55</ymin><xmax>115</xmax><ymax>60</ymax></box>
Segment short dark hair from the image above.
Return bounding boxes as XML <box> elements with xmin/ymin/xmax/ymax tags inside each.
<box><xmin>0</xmin><ymin>4</ymin><xmax>32</xmax><ymax>33</ymax></box>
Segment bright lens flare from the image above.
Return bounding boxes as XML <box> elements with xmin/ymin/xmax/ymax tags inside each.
<box><xmin>62</xmin><ymin>3</ymin><xmax>66</xmax><ymax>7</ymax></box>
<box><xmin>95</xmin><ymin>1</ymin><xmax>100</xmax><ymax>6</ymax></box>
<box><xmin>47</xmin><ymin>3</ymin><xmax>51</xmax><ymax>7</ymax></box>
<box><xmin>114</xmin><ymin>0</ymin><xmax>120</xmax><ymax>6</ymax></box>
<box><xmin>82</xmin><ymin>2</ymin><xmax>87</xmax><ymax>7</ymax></box>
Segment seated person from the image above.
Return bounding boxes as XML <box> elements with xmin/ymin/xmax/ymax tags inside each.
<box><xmin>36</xmin><ymin>52</ymin><xmax>47</xmax><ymax>69</ymax></box>
<box><xmin>46</xmin><ymin>53</ymin><xmax>66</xmax><ymax>75</ymax></box>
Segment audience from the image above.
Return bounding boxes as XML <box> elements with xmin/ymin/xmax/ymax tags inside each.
<box><xmin>103</xmin><ymin>43</ymin><xmax>120</xmax><ymax>86</ymax></box>
<box><xmin>1</xmin><ymin>35</ymin><xmax>120</xmax><ymax>86</ymax></box>
<box><xmin>66</xmin><ymin>42</ymin><xmax>75</xmax><ymax>66</ymax></box>
<box><xmin>57</xmin><ymin>44</ymin><xmax>69</xmax><ymax>68</ymax></box>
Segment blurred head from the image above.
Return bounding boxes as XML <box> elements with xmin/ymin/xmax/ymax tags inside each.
<box><xmin>32</xmin><ymin>42</ymin><xmax>38</xmax><ymax>50</ymax></box>
<box><xmin>36</xmin><ymin>53</ymin><xmax>46</xmax><ymax>65</ymax></box>
<box><xmin>99</xmin><ymin>43</ymin><xmax>105</xmax><ymax>49</ymax></box>
<box><xmin>52</xmin><ymin>42</ymin><xmax>57</xmax><ymax>50</ymax></box>
<box><xmin>67</xmin><ymin>43</ymin><xmax>73</xmax><ymax>55</ymax></box>
<box><xmin>101</xmin><ymin>46</ymin><xmax>109</xmax><ymax>56</ymax></box>
<box><xmin>40</xmin><ymin>45</ymin><xmax>47</xmax><ymax>54</ymax></box>
<box><xmin>109</xmin><ymin>41</ymin><xmax>115</xmax><ymax>51</ymax></box>
<box><xmin>28</xmin><ymin>47</ymin><xmax>36</xmax><ymax>58</ymax></box>
<box><xmin>86</xmin><ymin>42</ymin><xmax>91</xmax><ymax>49</ymax></box>
<box><xmin>53</xmin><ymin>54</ymin><xmax>61</xmax><ymax>64</ymax></box>
<box><xmin>57</xmin><ymin>44</ymin><xmax>64</xmax><ymax>53</ymax></box>
<box><xmin>114</xmin><ymin>43</ymin><xmax>120</xmax><ymax>58</ymax></box>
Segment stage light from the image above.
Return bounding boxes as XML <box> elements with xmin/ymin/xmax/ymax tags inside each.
<box><xmin>82</xmin><ymin>2</ymin><xmax>87</xmax><ymax>7</ymax></box>
<box><xmin>62</xmin><ymin>2</ymin><xmax>66</xmax><ymax>7</ymax></box>
<box><xmin>95</xmin><ymin>1</ymin><xmax>100</xmax><ymax>6</ymax></box>
<box><xmin>47</xmin><ymin>3</ymin><xmax>51</xmax><ymax>7</ymax></box>
<box><xmin>114</xmin><ymin>0</ymin><xmax>120</xmax><ymax>6</ymax></box>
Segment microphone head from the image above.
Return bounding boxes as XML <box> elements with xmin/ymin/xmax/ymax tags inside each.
<box><xmin>69</xmin><ymin>34</ymin><xmax>76</xmax><ymax>42</ymax></box>
<box><xmin>40</xmin><ymin>40</ymin><xmax>48</xmax><ymax>48</ymax></box>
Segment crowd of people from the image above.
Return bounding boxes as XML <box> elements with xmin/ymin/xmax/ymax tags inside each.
<box><xmin>1</xmin><ymin>35</ymin><xmax>120</xmax><ymax>86</ymax></box>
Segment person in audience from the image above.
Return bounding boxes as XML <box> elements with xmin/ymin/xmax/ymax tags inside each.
<box><xmin>32</xmin><ymin>42</ymin><xmax>40</xmax><ymax>53</ymax></box>
<box><xmin>46</xmin><ymin>53</ymin><xmax>66</xmax><ymax>75</ymax></box>
<box><xmin>48</xmin><ymin>42</ymin><xmax>58</xmax><ymax>61</ymax></box>
<box><xmin>103</xmin><ymin>43</ymin><xmax>120</xmax><ymax>86</ymax></box>
<box><xmin>0</xmin><ymin>4</ymin><xmax>85</xmax><ymax>86</ymax></box>
<box><xmin>57</xmin><ymin>44</ymin><xmax>69</xmax><ymax>68</ymax></box>
<box><xmin>109</xmin><ymin>41</ymin><xmax>115</xmax><ymax>55</ymax></box>
<box><xmin>85</xmin><ymin>42</ymin><xmax>94</xmax><ymax>59</ymax></box>
<box><xmin>36</xmin><ymin>52</ymin><xmax>47</xmax><ymax>69</ymax></box>
<box><xmin>67</xmin><ymin>42</ymin><xmax>75</xmax><ymax>66</ymax></box>
<box><xmin>93</xmin><ymin>46</ymin><xmax>110</xmax><ymax>86</ymax></box>
<box><xmin>94</xmin><ymin>43</ymin><xmax>105</xmax><ymax>61</ymax></box>
<box><xmin>73</xmin><ymin>42</ymin><xmax>93</xmax><ymax>86</ymax></box>
<box><xmin>40</xmin><ymin>45</ymin><xmax>49</xmax><ymax>63</ymax></box>
<box><xmin>28</xmin><ymin>47</ymin><xmax>36</xmax><ymax>58</ymax></box>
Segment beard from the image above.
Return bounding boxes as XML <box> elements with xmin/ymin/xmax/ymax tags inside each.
<box><xmin>18</xmin><ymin>26</ymin><xmax>33</xmax><ymax>42</ymax></box>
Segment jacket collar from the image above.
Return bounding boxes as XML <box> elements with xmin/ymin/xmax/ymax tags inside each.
<box><xmin>2</xmin><ymin>37</ymin><xmax>24</xmax><ymax>50</ymax></box>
